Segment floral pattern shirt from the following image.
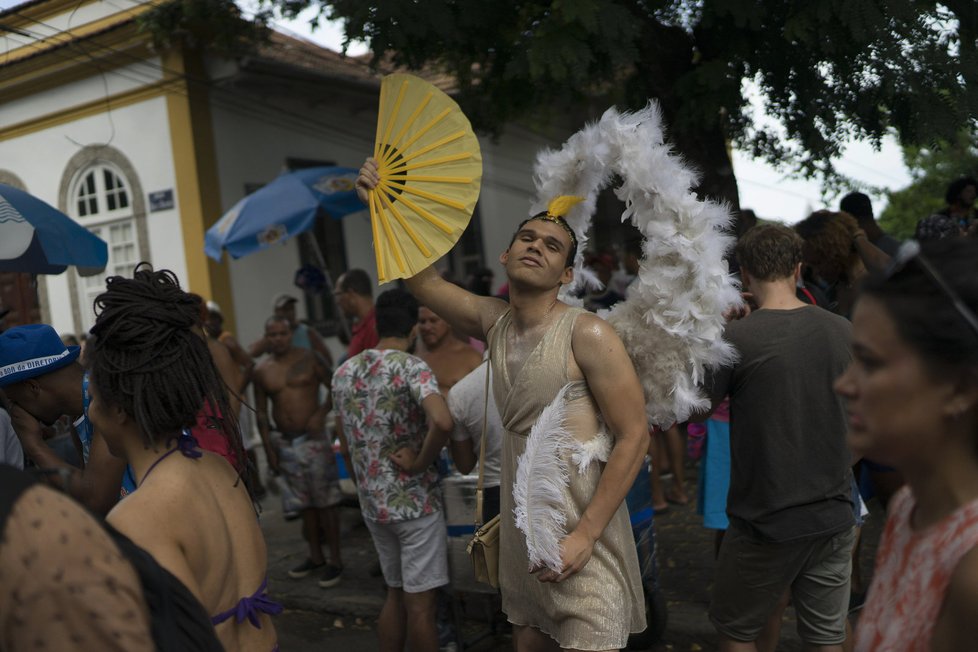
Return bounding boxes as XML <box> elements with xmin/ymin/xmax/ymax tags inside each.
<box><xmin>332</xmin><ymin>349</ymin><xmax>442</xmax><ymax>523</ymax></box>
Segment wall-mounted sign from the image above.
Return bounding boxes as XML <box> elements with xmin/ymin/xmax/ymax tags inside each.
<box><xmin>149</xmin><ymin>189</ymin><xmax>174</xmax><ymax>212</ymax></box>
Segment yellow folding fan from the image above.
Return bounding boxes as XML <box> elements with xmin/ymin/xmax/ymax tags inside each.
<box><xmin>367</xmin><ymin>73</ymin><xmax>483</xmax><ymax>284</ymax></box>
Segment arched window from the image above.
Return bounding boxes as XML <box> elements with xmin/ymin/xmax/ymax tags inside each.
<box><xmin>69</xmin><ymin>164</ymin><xmax>139</xmax><ymax>330</ymax></box>
<box><xmin>74</xmin><ymin>166</ymin><xmax>131</xmax><ymax>218</ymax></box>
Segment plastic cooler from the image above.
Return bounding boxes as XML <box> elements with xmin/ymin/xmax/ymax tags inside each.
<box><xmin>332</xmin><ymin>442</ymin><xmax>357</xmax><ymax>499</ymax></box>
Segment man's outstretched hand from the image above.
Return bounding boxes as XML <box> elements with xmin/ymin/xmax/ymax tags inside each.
<box><xmin>356</xmin><ymin>158</ymin><xmax>380</xmax><ymax>204</ymax></box>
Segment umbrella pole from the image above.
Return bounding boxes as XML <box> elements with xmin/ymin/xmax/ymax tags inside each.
<box><xmin>302</xmin><ymin>231</ymin><xmax>351</xmax><ymax>341</ymax></box>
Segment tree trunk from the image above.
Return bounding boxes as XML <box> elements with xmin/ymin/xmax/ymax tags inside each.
<box><xmin>630</xmin><ymin>19</ymin><xmax>741</xmax><ymax>212</ymax></box>
<box><xmin>671</xmin><ymin>123</ymin><xmax>741</xmax><ymax>212</ymax></box>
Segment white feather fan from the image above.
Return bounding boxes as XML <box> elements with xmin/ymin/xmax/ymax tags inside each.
<box><xmin>513</xmin><ymin>384</ymin><xmax>574</xmax><ymax>573</ymax></box>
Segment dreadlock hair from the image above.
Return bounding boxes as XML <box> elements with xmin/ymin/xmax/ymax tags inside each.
<box><xmin>88</xmin><ymin>264</ymin><xmax>250</xmax><ymax>495</ymax></box>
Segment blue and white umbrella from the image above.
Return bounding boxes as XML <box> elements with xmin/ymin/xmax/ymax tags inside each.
<box><xmin>0</xmin><ymin>183</ymin><xmax>108</xmax><ymax>276</ymax></box>
<box><xmin>205</xmin><ymin>167</ymin><xmax>365</xmax><ymax>261</ymax></box>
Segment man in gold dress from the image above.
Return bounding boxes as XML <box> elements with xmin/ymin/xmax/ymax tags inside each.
<box><xmin>357</xmin><ymin>160</ymin><xmax>648</xmax><ymax>652</ymax></box>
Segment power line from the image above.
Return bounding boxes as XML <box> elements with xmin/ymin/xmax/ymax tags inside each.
<box><xmin>0</xmin><ymin>31</ymin><xmax>381</xmax><ymax>220</ymax></box>
<box><xmin>835</xmin><ymin>155</ymin><xmax>909</xmax><ymax>186</ymax></box>
<box><xmin>1</xmin><ymin>45</ymin><xmax>368</xmax><ymax>160</ymax></box>
<box><xmin>2</xmin><ymin>15</ymin><xmax>366</xmax><ymax>148</ymax></box>
<box><xmin>3</xmin><ymin>11</ymin><xmax>376</xmax><ymax>151</ymax></box>
<box><xmin>735</xmin><ymin>176</ymin><xmax>822</xmax><ymax>204</ymax></box>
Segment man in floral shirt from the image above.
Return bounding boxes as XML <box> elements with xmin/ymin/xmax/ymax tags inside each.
<box><xmin>332</xmin><ymin>288</ymin><xmax>453</xmax><ymax>651</ymax></box>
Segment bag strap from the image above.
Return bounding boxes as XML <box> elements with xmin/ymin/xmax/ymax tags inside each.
<box><xmin>475</xmin><ymin>357</ymin><xmax>491</xmax><ymax>527</ymax></box>
<box><xmin>799</xmin><ymin>285</ymin><xmax>817</xmax><ymax>305</ymax></box>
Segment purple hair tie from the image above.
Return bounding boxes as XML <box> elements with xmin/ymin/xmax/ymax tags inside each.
<box><xmin>177</xmin><ymin>429</ymin><xmax>203</xmax><ymax>459</ymax></box>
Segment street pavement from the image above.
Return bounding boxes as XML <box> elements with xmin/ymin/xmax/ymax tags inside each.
<box><xmin>262</xmin><ymin>467</ymin><xmax>883</xmax><ymax>651</ymax></box>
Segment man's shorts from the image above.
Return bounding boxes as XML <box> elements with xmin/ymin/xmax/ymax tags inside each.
<box><xmin>710</xmin><ymin>522</ymin><xmax>857</xmax><ymax>646</ymax></box>
<box><xmin>364</xmin><ymin>511</ymin><xmax>449</xmax><ymax>593</ymax></box>
<box><xmin>271</xmin><ymin>431</ymin><xmax>342</xmax><ymax>509</ymax></box>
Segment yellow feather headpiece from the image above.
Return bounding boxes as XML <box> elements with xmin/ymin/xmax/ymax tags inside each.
<box><xmin>531</xmin><ymin>195</ymin><xmax>584</xmax><ymax>247</ymax></box>
<box><xmin>546</xmin><ymin>195</ymin><xmax>584</xmax><ymax>219</ymax></box>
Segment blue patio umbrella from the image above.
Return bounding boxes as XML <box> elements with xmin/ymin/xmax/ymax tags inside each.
<box><xmin>0</xmin><ymin>183</ymin><xmax>108</xmax><ymax>276</ymax></box>
<box><xmin>205</xmin><ymin>166</ymin><xmax>365</xmax><ymax>261</ymax></box>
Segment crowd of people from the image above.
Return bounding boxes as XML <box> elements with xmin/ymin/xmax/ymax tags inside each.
<box><xmin>0</xmin><ymin>168</ymin><xmax>977</xmax><ymax>652</ymax></box>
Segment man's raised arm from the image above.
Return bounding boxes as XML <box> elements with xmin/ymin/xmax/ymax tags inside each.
<box><xmin>356</xmin><ymin>158</ymin><xmax>507</xmax><ymax>339</ymax></box>
<box><xmin>405</xmin><ymin>267</ymin><xmax>506</xmax><ymax>339</ymax></box>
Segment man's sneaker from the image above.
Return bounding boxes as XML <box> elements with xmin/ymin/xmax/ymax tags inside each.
<box><xmin>318</xmin><ymin>564</ymin><xmax>343</xmax><ymax>588</ymax></box>
<box><xmin>288</xmin><ymin>559</ymin><xmax>325</xmax><ymax>579</ymax></box>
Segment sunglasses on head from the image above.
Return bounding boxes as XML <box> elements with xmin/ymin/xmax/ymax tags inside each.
<box><xmin>887</xmin><ymin>240</ymin><xmax>978</xmax><ymax>338</ymax></box>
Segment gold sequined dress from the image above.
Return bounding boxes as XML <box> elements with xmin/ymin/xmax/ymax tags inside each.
<box><xmin>488</xmin><ymin>307</ymin><xmax>645</xmax><ymax>650</ymax></box>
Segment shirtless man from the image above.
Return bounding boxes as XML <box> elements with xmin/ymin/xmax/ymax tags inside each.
<box><xmin>204</xmin><ymin>302</ymin><xmax>254</xmax><ymax>386</ymax></box>
<box><xmin>205</xmin><ymin>302</ymin><xmax>263</xmax><ymax>493</ymax></box>
<box><xmin>193</xmin><ymin>298</ymin><xmax>248</xmax><ymax>418</ymax></box>
<box><xmin>253</xmin><ymin>316</ymin><xmax>344</xmax><ymax>587</ymax></box>
<box><xmin>358</xmin><ymin>159</ymin><xmax>648</xmax><ymax>652</ymax></box>
<box><xmin>248</xmin><ymin>295</ymin><xmax>334</xmax><ymax>370</ymax></box>
<box><xmin>417</xmin><ymin>306</ymin><xmax>483</xmax><ymax>393</ymax></box>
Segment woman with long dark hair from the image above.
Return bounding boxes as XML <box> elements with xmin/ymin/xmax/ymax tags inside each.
<box><xmin>89</xmin><ymin>265</ymin><xmax>280</xmax><ymax>651</ymax></box>
<box><xmin>835</xmin><ymin>238</ymin><xmax>978</xmax><ymax>650</ymax></box>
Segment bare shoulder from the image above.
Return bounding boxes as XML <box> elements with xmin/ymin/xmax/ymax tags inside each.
<box><xmin>455</xmin><ymin>339</ymin><xmax>484</xmax><ymax>362</ymax></box>
<box><xmin>479</xmin><ymin>297</ymin><xmax>511</xmax><ymax>335</ymax></box>
<box><xmin>572</xmin><ymin>311</ymin><xmax>623</xmax><ymax>347</ymax></box>
<box><xmin>946</xmin><ymin>544</ymin><xmax>978</xmax><ymax>607</ymax></box>
<box><xmin>109</xmin><ymin>459</ymin><xmax>224</xmax><ymax>539</ymax></box>
<box><xmin>208</xmin><ymin>338</ymin><xmax>236</xmax><ymax>369</ymax></box>
<box><xmin>569</xmin><ymin>311</ymin><xmax>639</xmax><ymax>388</ymax></box>
<box><xmin>107</xmin><ymin>486</ymin><xmax>167</xmax><ymax>538</ymax></box>
<box><xmin>934</xmin><ymin>544</ymin><xmax>978</xmax><ymax>650</ymax></box>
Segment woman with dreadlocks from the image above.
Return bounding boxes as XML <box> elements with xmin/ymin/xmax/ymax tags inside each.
<box><xmin>89</xmin><ymin>265</ymin><xmax>281</xmax><ymax>651</ymax></box>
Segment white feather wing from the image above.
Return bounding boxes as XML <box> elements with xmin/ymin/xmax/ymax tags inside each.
<box><xmin>531</xmin><ymin>102</ymin><xmax>742</xmax><ymax>426</ymax></box>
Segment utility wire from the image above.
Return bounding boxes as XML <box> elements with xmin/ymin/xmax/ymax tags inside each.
<box><xmin>735</xmin><ymin>176</ymin><xmax>823</xmax><ymax>204</ymax></box>
<box><xmin>0</xmin><ymin>37</ymin><xmax>371</xmax><ymax>156</ymax></box>
<box><xmin>3</xmin><ymin>11</ymin><xmax>375</xmax><ymax>150</ymax></box>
